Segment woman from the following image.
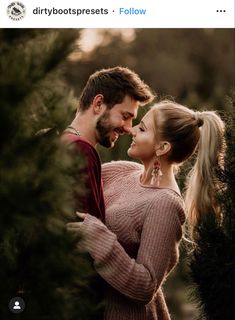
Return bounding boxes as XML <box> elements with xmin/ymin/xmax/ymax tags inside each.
<box><xmin>67</xmin><ymin>100</ymin><xmax>225</xmax><ymax>320</ymax></box>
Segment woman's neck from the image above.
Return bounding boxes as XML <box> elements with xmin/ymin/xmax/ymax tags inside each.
<box><xmin>140</xmin><ymin>160</ymin><xmax>179</xmax><ymax>191</ymax></box>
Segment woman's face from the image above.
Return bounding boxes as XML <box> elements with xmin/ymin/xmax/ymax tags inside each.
<box><xmin>127</xmin><ymin>110</ymin><xmax>157</xmax><ymax>162</ymax></box>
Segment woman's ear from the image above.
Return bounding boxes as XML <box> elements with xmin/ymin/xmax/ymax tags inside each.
<box><xmin>156</xmin><ymin>142</ymin><xmax>171</xmax><ymax>156</ymax></box>
<box><xmin>92</xmin><ymin>94</ymin><xmax>105</xmax><ymax>114</ymax></box>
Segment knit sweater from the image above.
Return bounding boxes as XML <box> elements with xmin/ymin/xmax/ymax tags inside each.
<box><xmin>81</xmin><ymin>161</ymin><xmax>186</xmax><ymax>320</ymax></box>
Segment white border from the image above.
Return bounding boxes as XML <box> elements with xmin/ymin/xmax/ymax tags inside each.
<box><xmin>1</xmin><ymin>0</ymin><xmax>234</xmax><ymax>28</ymax></box>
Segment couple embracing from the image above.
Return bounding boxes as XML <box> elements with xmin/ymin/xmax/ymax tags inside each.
<box><xmin>64</xmin><ymin>67</ymin><xmax>225</xmax><ymax>320</ymax></box>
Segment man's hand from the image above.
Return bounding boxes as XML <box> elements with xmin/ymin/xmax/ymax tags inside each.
<box><xmin>67</xmin><ymin>212</ymin><xmax>87</xmax><ymax>233</ymax></box>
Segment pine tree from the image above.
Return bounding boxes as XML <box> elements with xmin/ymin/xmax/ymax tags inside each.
<box><xmin>0</xmin><ymin>29</ymin><xmax>100</xmax><ymax>320</ymax></box>
<box><xmin>189</xmin><ymin>96</ymin><xmax>235</xmax><ymax>320</ymax></box>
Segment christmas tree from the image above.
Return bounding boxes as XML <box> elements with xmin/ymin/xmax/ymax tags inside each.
<box><xmin>189</xmin><ymin>96</ymin><xmax>235</xmax><ymax>320</ymax></box>
<box><xmin>0</xmin><ymin>29</ymin><xmax>101</xmax><ymax>319</ymax></box>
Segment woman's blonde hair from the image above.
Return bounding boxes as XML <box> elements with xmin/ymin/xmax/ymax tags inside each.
<box><xmin>150</xmin><ymin>100</ymin><xmax>226</xmax><ymax>239</ymax></box>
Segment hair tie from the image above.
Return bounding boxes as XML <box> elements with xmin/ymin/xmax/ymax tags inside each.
<box><xmin>194</xmin><ymin>111</ymin><xmax>204</xmax><ymax>128</ymax></box>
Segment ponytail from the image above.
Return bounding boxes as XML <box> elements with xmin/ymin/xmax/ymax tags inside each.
<box><xmin>150</xmin><ymin>101</ymin><xmax>226</xmax><ymax>240</ymax></box>
<box><xmin>184</xmin><ymin>111</ymin><xmax>226</xmax><ymax>239</ymax></box>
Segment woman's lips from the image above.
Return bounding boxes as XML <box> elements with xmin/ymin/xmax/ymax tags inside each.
<box><xmin>130</xmin><ymin>140</ymin><xmax>136</xmax><ymax>147</ymax></box>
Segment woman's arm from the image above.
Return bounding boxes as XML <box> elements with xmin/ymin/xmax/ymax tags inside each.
<box><xmin>71</xmin><ymin>195</ymin><xmax>184</xmax><ymax>304</ymax></box>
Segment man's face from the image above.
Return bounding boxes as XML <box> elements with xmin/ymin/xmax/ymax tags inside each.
<box><xmin>96</xmin><ymin>95</ymin><xmax>139</xmax><ymax>148</ymax></box>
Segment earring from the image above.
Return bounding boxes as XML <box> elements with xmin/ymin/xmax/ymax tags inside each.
<box><xmin>151</xmin><ymin>155</ymin><xmax>163</xmax><ymax>186</ymax></box>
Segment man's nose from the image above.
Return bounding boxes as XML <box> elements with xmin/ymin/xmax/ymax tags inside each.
<box><xmin>124</xmin><ymin>126</ymin><xmax>136</xmax><ymax>136</ymax></box>
<box><xmin>122</xmin><ymin>124</ymin><xmax>134</xmax><ymax>135</ymax></box>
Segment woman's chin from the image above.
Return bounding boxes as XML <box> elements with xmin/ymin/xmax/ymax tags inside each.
<box><xmin>127</xmin><ymin>147</ymin><xmax>136</xmax><ymax>159</ymax></box>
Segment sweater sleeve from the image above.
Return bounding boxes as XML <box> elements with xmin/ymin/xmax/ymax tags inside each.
<box><xmin>81</xmin><ymin>193</ymin><xmax>185</xmax><ymax>303</ymax></box>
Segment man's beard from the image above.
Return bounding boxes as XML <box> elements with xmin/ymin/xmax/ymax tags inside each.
<box><xmin>96</xmin><ymin>111</ymin><xmax>116</xmax><ymax>148</ymax></box>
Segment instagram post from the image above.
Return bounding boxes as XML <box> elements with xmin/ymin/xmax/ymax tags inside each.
<box><xmin>0</xmin><ymin>1</ymin><xmax>235</xmax><ymax>319</ymax></box>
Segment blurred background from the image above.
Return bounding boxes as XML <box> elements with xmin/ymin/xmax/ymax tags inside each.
<box><xmin>65</xmin><ymin>28</ymin><xmax>234</xmax><ymax>320</ymax></box>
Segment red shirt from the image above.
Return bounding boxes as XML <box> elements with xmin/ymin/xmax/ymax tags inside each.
<box><xmin>62</xmin><ymin>132</ymin><xmax>105</xmax><ymax>223</ymax></box>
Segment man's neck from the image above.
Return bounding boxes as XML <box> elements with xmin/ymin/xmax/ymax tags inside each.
<box><xmin>70</xmin><ymin>113</ymin><xmax>97</xmax><ymax>147</ymax></box>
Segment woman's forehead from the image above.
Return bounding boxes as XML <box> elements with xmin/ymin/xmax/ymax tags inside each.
<box><xmin>142</xmin><ymin>109</ymin><xmax>155</xmax><ymax>124</ymax></box>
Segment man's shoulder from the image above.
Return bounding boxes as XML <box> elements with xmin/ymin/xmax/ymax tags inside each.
<box><xmin>62</xmin><ymin>133</ymin><xmax>98</xmax><ymax>159</ymax></box>
<box><xmin>73</xmin><ymin>137</ymin><xmax>96</xmax><ymax>153</ymax></box>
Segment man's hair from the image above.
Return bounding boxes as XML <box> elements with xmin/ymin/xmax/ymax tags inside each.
<box><xmin>78</xmin><ymin>66</ymin><xmax>154</xmax><ymax>111</ymax></box>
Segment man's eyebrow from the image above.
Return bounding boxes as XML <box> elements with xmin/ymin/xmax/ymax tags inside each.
<box><xmin>124</xmin><ymin>111</ymin><xmax>135</xmax><ymax>118</ymax></box>
<box><xmin>140</xmin><ymin>120</ymin><xmax>147</xmax><ymax>129</ymax></box>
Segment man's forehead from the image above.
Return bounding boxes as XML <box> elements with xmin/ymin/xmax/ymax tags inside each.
<box><xmin>121</xmin><ymin>102</ymin><xmax>139</xmax><ymax>118</ymax></box>
<box><xmin>112</xmin><ymin>97</ymin><xmax>139</xmax><ymax>117</ymax></box>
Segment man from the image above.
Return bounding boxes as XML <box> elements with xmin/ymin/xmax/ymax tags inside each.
<box><xmin>62</xmin><ymin>66</ymin><xmax>153</xmax><ymax>319</ymax></box>
<box><xmin>63</xmin><ymin>66</ymin><xmax>154</xmax><ymax>223</ymax></box>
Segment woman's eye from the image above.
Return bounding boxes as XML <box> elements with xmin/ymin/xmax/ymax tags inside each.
<box><xmin>139</xmin><ymin>127</ymin><xmax>144</xmax><ymax>132</ymax></box>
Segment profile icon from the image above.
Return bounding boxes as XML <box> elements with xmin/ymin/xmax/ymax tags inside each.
<box><xmin>13</xmin><ymin>300</ymin><xmax>21</xmax><ymax>309</ymax></box>
<box><xmin>9</xmin><ymin>297</ymin><xmax>25</xmax><ymax>313</ymax></box>
<box><xmin>7</xmin><ymin>2</ymin><xmax>26</xmax><ymax>21</ymax></box>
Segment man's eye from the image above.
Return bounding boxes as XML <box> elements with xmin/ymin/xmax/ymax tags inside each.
<box><xmin>122</xmin><ymin>115</ymin><xmax>129</xmax><ymax>120</ymax></box>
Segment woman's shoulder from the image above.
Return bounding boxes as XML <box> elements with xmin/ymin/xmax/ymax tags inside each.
<box><xmin>102</xmin><ymin>160</ymin><xmax>142</xmax><ymax>171</ymax></box>
<box><xmin>150</xmin><ymin>189</ymin><xmax>186</xmax><ymax>225</ymax></box>
<box><xmin>102</xmin><ymin>160</ymin><xmax>143</xmax><ymax>183</ymax></box>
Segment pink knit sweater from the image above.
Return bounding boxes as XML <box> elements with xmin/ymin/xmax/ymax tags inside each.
<box><xmin>82</xmin><ymin>161</ymin><xmax>186</xmax><ymax>320</ymax></box>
